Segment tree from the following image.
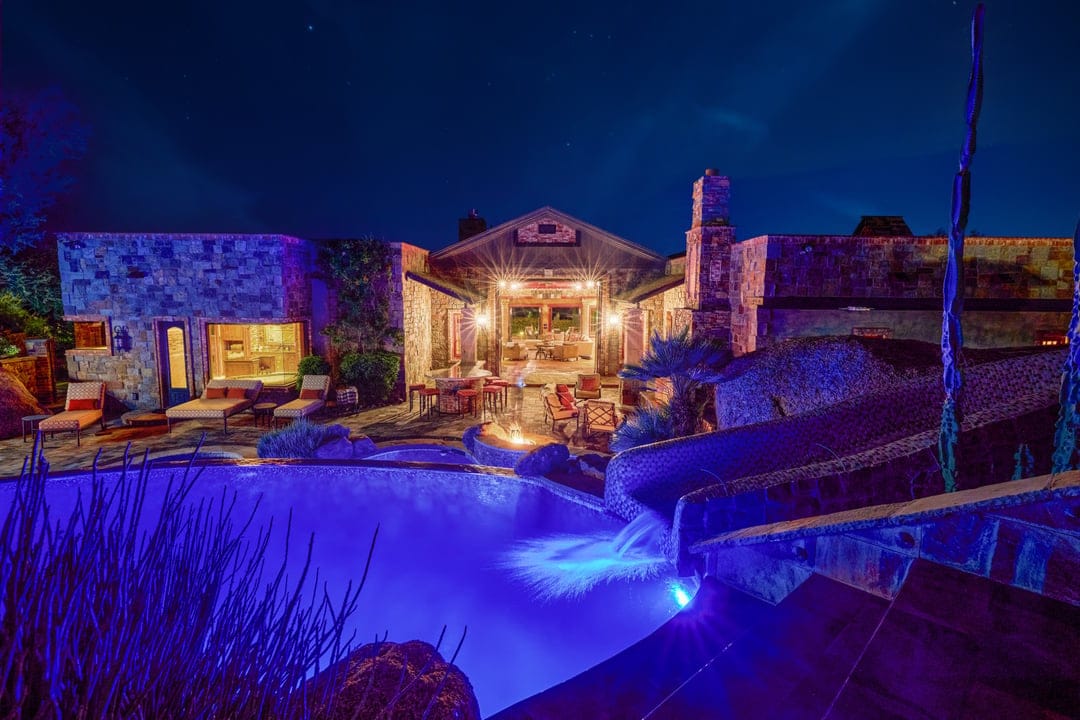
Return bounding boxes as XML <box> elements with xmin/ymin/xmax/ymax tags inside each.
<box><xmin>618</xmin><ymin>328</ymin><xmax>729</xmax><ymax>440</ymax></box>
<box><xmin>0</xmin><ymin>89</ymin><xmax>87</xmax><ymax>254</ymax></box>
<box><xmin>319</xmin><ymin>236</ymin><xmax>402</xmax><ymax>354</ymax></box>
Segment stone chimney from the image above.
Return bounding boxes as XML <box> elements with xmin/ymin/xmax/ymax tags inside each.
<box><xmin>458</xmin><ymin>209</ymin><xmax>487</xmax><ymax>242</ymax></box>
<box><xmin>680</xmin><ymin>170</ymin><xmax>736</xmax><ymax>344</ymax></box>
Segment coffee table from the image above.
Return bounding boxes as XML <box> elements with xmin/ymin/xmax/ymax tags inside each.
<box><xmin>253</xmin><ymin>402</ymin><xmax>278</xmax><ymax>428</ymax></box>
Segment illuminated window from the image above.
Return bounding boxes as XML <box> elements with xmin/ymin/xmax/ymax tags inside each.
<box><xmin>1035</xmin><ymin>332</ymin><xmax>1067</xmax><ymax>347</ymax></box>
<box><xmin>207</xmin><ymin>322</ymin><xmax>305</xmax><ymax>384</ymax></box>
<box><xmin>73</xmin><ymin>321</ymin><xmax>108</xmax><ymax>349</ymax></box>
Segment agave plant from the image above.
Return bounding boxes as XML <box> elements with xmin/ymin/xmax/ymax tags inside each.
<box><xmin>619</xmin><ymin>328</ymin><xmax>729</xmax><ymax>439</ymax></box>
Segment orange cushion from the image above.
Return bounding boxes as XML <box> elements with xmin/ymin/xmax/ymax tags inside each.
<box><xmin>299</xmin><ymin>388</ymin><xmax>323</xmax><ymax>400</ymax></box>
<box><xmin>205</xmin><ymin>386</ymin><xmax>226</xmax><ymax>399</ymax></box>
<box><xmin>557</xmin><ymin>392</ymin><xmax>576</xmax><ymax>411</ymax></box>
<box><xmin>580</xmin><ymin>376</ymin><xmax>600</xmax><ymax>391</ymax></box>
<box><xmin>226</xmin><ymin>386</ymin><xmax>248</xmax><ymax>399</ymax></box>
<box><xmin>68</xmin><ymin>398</ymin><xmax>98</xmax><ymax>411</ymax></box>
<box><xmin>555</xmin><ymin>384</ymin><xmax>570</xmax><ymax>394</ymax></box>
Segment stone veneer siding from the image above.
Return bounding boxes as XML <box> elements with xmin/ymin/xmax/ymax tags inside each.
<box><xmin>729</xmin><ymin>234</ymin><xmax>1072</xmax><ymax>354</ymax></box>
<box><xmin>58</xmin><ymin>233</ymin><xmax>313</xmax><ymax>410</ymax></box>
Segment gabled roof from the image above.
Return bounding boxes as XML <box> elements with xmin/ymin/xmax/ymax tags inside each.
<box><xmin>428</xmin><ymin>206</ymin><xmax>667</xmax><ymax>275</ymax></box>
<box><xmin>615</xmin><ymin>273</ymin><xmax>685</xmax><ymax>304</ymax></box>
<box><xmin>852</xmin><ymin>216</ymin><xmax>913</xmax><ymax>237</ymax></box>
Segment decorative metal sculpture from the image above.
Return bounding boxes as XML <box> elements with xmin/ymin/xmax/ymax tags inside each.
<box><xmin>939</xmin><ymin>3</ymin><xmax>985</xmax><ymax>492</ymax></box>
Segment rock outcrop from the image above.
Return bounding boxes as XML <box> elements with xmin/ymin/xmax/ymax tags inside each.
<box><xmin>0</xmin><ymin>370</ymin><xmax>46</xmax><ymax>440</ymax></box>
<box><xmin>308</xmin><ymin>640</ymin><xmax>480</xmax><ymax>720</ymax></box>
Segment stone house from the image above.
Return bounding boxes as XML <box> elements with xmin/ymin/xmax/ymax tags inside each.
<box><xmin>56</xmin><ymin>171</ymin><xmax>1072</xmax><ymax>411</ymax></box>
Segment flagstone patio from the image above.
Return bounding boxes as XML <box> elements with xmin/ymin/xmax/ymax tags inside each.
<box><xmin>0</xmin><ymin>383</ymin><xmax>623</xmax><ymax>483</ymax></box>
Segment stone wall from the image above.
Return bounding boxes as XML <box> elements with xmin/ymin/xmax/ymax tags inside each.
<box><xmin>430</xmin><ymin>292</ymin><xmax>465</xmax><ymax>370</ymax></box>
<box><xmin>58</xmin><ymin>233</ymin><xmax>313</xmax><ymax>410</ymax></box>
<box><xmin>730</xmin><ymin>234</ymin><xmax>1072</xmax><ymax>354</ymax></box>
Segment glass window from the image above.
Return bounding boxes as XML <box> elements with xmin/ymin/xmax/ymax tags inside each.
<box><xmin>551</xmin><ymin>306</ymin><xmax>580</xmax><ymax>333</ymax></box>
<box><xmin>510</xmin><ymin>307</ymin><xmax>540</xmax><ymax>338</ymax></box>
<box><xmin>73</xmin><ymin>321</ymin><xmax>107</xmax><ymax>349</ymax></box>
<box><xmin>207</xmin><ymin>322</ymin><xmax>304</xmax><ymax>385</ymax></box>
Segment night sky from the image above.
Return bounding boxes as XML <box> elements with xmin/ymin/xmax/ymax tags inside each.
<box><xmin>6</xmin><ymin>1</ymin><xmax>1079</xmax><ymax>256</ymax></box>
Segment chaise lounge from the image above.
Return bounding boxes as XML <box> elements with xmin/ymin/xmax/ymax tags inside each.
<box><xmin>273</xmin><ymin>374</ymin><xmax>331</xmax><ymax>427</ymax></box>
<box><xmin>165</xmin><ymin>379</ymin><xmax>263</xmax><ymax>433</ymax></box>
<box><xmin>38</xmin><ymin>381</ymin><xmax>106</xmax><ymax>446</ymax></box>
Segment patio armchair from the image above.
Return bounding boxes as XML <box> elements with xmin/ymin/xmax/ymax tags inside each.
<box><xmin>165</xmin><ymin>379</ymin><xmax>263</xmax><ymax>433</ymax></box>
<box><xmin>542</xmin><ymin>388</ymin><xmax>579</xmax><ymax>433</ymax></box>
<box><xmin>550</xmin><ymin>343</ymin><xmax>579</xmax><ymax>361</ymax></box>
<box><xmin>273</xmin><ymin>375</ymin><xmax>332</xmax><ymax>427</ymax></box>
<box><xmin>38</xmin><ymin>381</ymin><xmax>106</xmax><ymax>447</ymax></box>
<box><xmin>582</xmin><ymin>400</ymin><xmax>618</xmax><ymax>443</ymax></box>
<box><xmin>575</xmin><ymin>373</ymin><xmax>602</xmax><ymax>400</ymax></box>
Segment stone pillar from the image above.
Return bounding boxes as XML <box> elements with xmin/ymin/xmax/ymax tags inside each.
<box><xmin>684</xmin><ymin>170</ymin><xmax>735</xmax><ymax>345</ymax></box>
<box><xmin>461</xmin><ymin>305</ymin><xmax>477</xmax><ymax>366</ymax></box>
<box><xmin>620</xmin><ymin>306</ymin><xmax>646</xmax><ymax>408</ymax></box>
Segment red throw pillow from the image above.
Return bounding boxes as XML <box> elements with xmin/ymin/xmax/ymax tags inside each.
<box><xmin>226</xmin><ymin>386</ymin><xmax>248</xmax><ymax>399</ymax></box>
<box><xmin>68</xmin><ymin>398</ymin><xmax>97</xmax><ymax>411</ymax></box>
<box><xmin>205</xmin><ymin>387</ymin><xmax>227</xmax><ymax>399</ymax></box>
<box><xmin>557</xmin><ymin>392</ymin><xmax>576</xmax><ymax>411</ymax></box>
<box><xmin>299</xmin><ymin>388</ymin><xmax>322</xmax><ymax>400</ymax></box>
<box><xmin>580</xmin><ymin>376</ymin><xmax>600</xmax><ymax>391</ymax></box>
<box><xmin>555</xmin><ymin>384</ymin><xmax>570</xmax><ymax>394</ymax></box>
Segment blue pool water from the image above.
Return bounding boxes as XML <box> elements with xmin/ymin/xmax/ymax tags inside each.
<box><xmin>4</xmin><ymin>462</ymin><xmax>681</xmax><ymax>716</ymax></box>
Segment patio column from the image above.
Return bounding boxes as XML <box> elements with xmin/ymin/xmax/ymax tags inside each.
<box><xmin>461</xmin><ymin>305</ymin><xmax>478</xmax><ymax>367</ymax></box>
<box><xmin>621</xmin><ymin>306</ymin><xmax>646</xmax><ymax>408</ymax></box>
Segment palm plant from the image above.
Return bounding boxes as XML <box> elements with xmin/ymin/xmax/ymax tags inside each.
<box><xmin>610</xmin><ymin>404</ymin><xmax>674</xmax><ymax>452</ymax></box>
<box><xmin>619</xmin><ymin>328</ymin><xmax>729</xmax><ymax>440</ymax></box>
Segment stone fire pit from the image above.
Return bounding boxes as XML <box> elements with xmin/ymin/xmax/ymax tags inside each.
<box><xmin>462</xmin><ymin>422</ymin><xmax>553</xmax><ymax>469</ymax></box>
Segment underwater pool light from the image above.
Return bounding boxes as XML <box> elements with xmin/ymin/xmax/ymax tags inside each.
<box><xmin>670</xmin><ymin>582</ymin><xmax>691</xmax><ymax>608</ymax></box>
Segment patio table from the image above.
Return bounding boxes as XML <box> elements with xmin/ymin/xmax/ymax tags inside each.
<box><xmin>426</xmin><ymin>364</ymin><xmax>491</xmax><ymax>415</ymax></box>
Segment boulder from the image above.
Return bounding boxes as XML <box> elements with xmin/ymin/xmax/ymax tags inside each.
<box><xmin>577</xmin><ymin>453</ymin><xmax>610</xmax><ymax>480</ymax></box>
<box><xmin>308</xmin><ymin>640</ymin><xmax>480</xmax><ymax>720</ymax></box>
<box><xmin>351</xmin><ymin>436</ymin><xmax>378</xmax><ymax>458</ymax></box>
<box><xmin>514</xmin><ymin>442</ymin><xmax>570</xmax><ymax>477</ymax></box>
<box><xmin>0</xmin><ymin>370</ymin><xmax>47</xmax><ymax>440</ymax></box>
<box><xmin>314</xmin><ymin>437</ymin><xmax>354</xmax><ymax>460</ymax></box>
<box><xmin>323</xmin><ymin>423</ymin><xmax>351</xmax><ymax>440</ymax></box>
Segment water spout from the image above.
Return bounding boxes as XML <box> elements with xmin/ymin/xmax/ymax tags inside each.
<box><xmin>499</xmin><ymin>511</ymin><xmax>678</xmax><ymax>601</ymax></box>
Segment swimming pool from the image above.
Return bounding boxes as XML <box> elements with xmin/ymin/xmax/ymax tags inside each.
<box><xmin>3</xmin><ymin>462</ymin><xmax>680</xmax><ymax>716</ymax></box>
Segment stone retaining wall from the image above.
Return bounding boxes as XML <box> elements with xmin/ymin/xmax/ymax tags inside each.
<box><xmin>604</xmin><ymin>350</ymin><xmax>1066</xmax><ymax>559</ymax></box>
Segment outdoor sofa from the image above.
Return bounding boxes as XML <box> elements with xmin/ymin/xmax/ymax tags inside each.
<box><xmin>38</xmin><ymin>381</ymin><xmax>106</xmax><ymax>446</ymax></box>
<box><xmin>165</xmin><ymin>379</ymin><xmax>263</xmax><ymax>433</ymax></box>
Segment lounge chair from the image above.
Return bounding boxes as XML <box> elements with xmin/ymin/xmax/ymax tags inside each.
<box><xmin>38</xmin><ymin>381</ymin><xmax>106</xmax><ymax>446</ymax></box>
<box><xmin>574</xmin><ymin>373</ymin><xmax>602</xmax><ymax>400</ymax></box>
<box><xmin>165</xmin><ymin>379</ymin><xmax>263</xmax><ymax>433</ymax></box>
<box><xmin>273</xmin><ymin>374</ymin><xmax>331</xmax><ymax>427</ymax></box>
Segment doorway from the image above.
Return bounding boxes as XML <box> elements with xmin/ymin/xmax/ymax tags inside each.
<box><xmin>158</xmin><ymin>321</ymin><xmax>191</xmax><ymax>406</ymax></box>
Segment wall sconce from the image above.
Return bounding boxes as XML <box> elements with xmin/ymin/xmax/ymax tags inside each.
<box><xmin>112</xmin><ymin>324</ymin><xmax>131</xmax><ymax>353</ymax></box>
<box><xmin>606</xmin><ymin>313</ymin><xmax>622</xmax><ymax>328</ymax></box>
<box><xmin>476</xmin><ymin>312</ymin><xmax>490</xmax><ymax>328</ymax></box>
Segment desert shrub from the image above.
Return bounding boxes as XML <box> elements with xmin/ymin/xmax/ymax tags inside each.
<box><xmin>610</xmin><ymin>405</ymin><xmax>675</xmax><ymax>452</ymax></box>
<box><xmin>295</xmin><ymin>354</ymin><xmax>331</xmax><ymax>391</ymax></box>
<box><xmin>339</xmin><ymin>350</ymin><xmax>401</xmax><ymax>406</ymax></box>
<box><xmin>257</xmin><ymin>418</ymin><xmax>339</xmax><ymax>458</ymax></box>
<box><xmin>0</xmin><ymin>445</ymin><xmax>372</xmax><ymax>719</ymax></box>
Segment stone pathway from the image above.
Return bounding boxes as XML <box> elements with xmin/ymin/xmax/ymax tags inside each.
<box><xmin>0</xmin><ymin>384</ymin><xmax>621</xmax><ymax>479</ymax></box>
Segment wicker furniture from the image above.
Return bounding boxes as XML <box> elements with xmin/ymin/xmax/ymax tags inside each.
<box><xmin>38</xmin><ymin>382</ymin><xmax>106</xmax><ymax>446</ymax></box>
<box><xmin>165</xmin><ymin>379</ymin><xmax>263</xmax><ymax>434</ymax></box>
<box><xmin>273</xmin><ymin>375</ymin><xmax>331</xmax><ymax>427</ymax></box>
